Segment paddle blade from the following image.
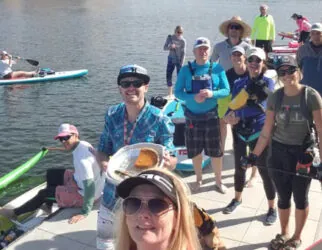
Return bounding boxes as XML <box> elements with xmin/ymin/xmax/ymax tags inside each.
<box><xmin>25</xmin><ymin>59</ymin><xmax>39</xmax><ymax>66</ymax></box>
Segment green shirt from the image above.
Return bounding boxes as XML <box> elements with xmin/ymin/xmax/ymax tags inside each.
<box><xmin>251</xmin><ymin>14</ymin><xmax>275</xmax><ymax>41</ymax></box>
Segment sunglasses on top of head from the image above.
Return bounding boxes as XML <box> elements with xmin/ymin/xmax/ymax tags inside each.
<box><xmin>247</xmin><ymin>56</ymin><xmax>262</xmax><ymax>63</ymax></box>
<box><xmin>229</xmin><ymin>24</ymin><xmax>242</xmax><ymax>30</ymax></box>
<box><xmin>119</xmin><ymin>79</ymin><xmax>145</xmax><ymax>89</ymax></box>
<box><xmin>59</xmin><ymin>135</ymin><xmax>72</xmax><ymax>142</ymax></box>
<box><xmin>123</xmin><ymin>197</ymin><xmax>174</xmax><ymax>215</ymax></box>
<box><xmin>277</xmin><ymin>66</ymin><xmax>297</xmax><ymax>77</ymax></box>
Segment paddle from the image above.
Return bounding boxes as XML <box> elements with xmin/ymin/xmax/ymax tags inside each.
<box><xmin>12</xmin><ymin>56</ymin><xmax>39</xmax><ymax>66</ymax></box>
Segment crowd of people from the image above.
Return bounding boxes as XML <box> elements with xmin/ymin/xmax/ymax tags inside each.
<box><xmin>1</xmin><ymin>3</ymin><xmax>322</xmax><ymax>250</ymax></box>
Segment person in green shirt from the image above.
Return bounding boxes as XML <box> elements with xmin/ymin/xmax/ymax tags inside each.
<box><xmin>251</xmin><ymin>4</ymin><xmax>276</xmax><ymax>53</ymax></box>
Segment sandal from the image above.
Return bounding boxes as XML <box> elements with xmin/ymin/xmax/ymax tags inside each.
<box><xmin>270</xmin><ymin>234</ymin><xmax>289</xmax><ymax>250</ymax></box>
<box><xmin>281</xmin><ymin>238</ymin><xmax>302</xmax><ymax>250</ymax></box>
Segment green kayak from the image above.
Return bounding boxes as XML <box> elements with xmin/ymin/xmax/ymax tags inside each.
<box><xmin>0</xmin><ymin>148</ymin><xmax>48</xmax><ymax>190</ymax></box>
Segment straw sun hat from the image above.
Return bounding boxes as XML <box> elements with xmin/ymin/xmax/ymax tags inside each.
<box><xmin>219</xmin><ymin>16</ymin><xmax>252</xmax><ymax>38</ymax></box>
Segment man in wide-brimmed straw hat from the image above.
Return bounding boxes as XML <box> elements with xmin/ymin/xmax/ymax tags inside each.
<box><xmin>211</xmin><ymin>16</ymin><xmax>252</xmax><ymax>174</ymax></box>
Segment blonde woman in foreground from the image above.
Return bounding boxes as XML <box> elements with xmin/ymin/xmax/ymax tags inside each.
<box><xmin>114</xmin><ymin>168</ymin><xmax>201</xmax><ymax>250</ymax></box>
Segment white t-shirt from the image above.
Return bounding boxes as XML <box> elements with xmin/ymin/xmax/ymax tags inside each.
<box><xmin>72</xmin><ymin>141</ymin><xmax>105</xmax><ymax>199</ymax></box>
<box><xmin>0</xmin><ymin>60</ymin><xmax>12</xmax><ymax>77</ymax></box>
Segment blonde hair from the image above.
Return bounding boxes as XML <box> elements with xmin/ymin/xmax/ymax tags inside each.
<box><xmin>114</xmin><ymin>168</ymin><xmax>201</xmax><ymax>250</ymax></box>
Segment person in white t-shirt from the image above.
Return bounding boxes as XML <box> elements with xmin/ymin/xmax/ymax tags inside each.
<box><xmin>0</xmin><ymin>123</ymin><xmax>105</xmax><ymax>224</ymax></box>
<box><xmin>0</xmin><ymin>50</ymin><xmax>36</xmax><ymax>79</ymax></box>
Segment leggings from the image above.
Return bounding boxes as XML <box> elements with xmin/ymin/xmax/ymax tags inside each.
<box><xmin>166</xmin><ymin>56</ymin><xmax>181</xmax><ymax>87</ymax></box>
<box><xmin>14</xmin><ymin>169</ymin><xmax>65</xmax><ymax>216</ymax></box>
<box><xmin>233</xmin><ymin>130</ymin><xmax>276</xmax><ymax>201</ymax></box>
<box><xmin>268</xmin><ymin>140</ymin><xmax>311</xmax><ymax>210</ymax></box>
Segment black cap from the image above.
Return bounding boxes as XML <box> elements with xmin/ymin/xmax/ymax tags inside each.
<box><xmin>275</xmin><ymin>55</ymin><xmax>298</xmax><ymax>70</ymax></box>
<box><xmin>116</xmin><ymin>170</ymin><xmax>177</xmax><ymax>205</ymax></box>
<box><xmin>117</xmin><ymin>64</ymin><xmax>150</xmax><ymax>85</ymax></box>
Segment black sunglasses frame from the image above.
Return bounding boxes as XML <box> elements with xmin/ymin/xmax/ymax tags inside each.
<box><xmin>119</xmin><ymin>80</ymin><xmax>146</xmax><ymax>89</ymax></box>
<box><xmin>277</xmin><ymin>66</ymin><xmax>297</xmax><ymax>77</ymax></box>
<box><xmin>247</xmin><ymin>57</ymin><xmax>262</xmax><ymax>64</ymax></box>
<box><xmin>123</xmin><ymin>197</ymin><xmax>174</xmax><ymax>215</ymax></box>
<box><xmin>229</xmin><ymin>24</ymin><xmax>242</xmax><ymax>30</ymax></box>
<box><xmin>59</xmin><ymin>135</ymin><xmax>72</xmax><ymax>142</ymax></box>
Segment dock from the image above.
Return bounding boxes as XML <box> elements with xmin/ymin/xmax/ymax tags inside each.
<box><xmin>5</xmin><ymin>128</ymin><xmax>322</xmax><ymax>250</ymax></box>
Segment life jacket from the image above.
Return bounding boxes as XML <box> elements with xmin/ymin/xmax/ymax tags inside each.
<box><xmin>187</xmin><ymin>61</ymin><xmax>213</xmax><ymax>94</ymax></box>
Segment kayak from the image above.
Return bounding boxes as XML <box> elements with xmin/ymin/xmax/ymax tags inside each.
<box><xmin>0</xmin><ymin>149</ymin><xmax>48</xmax><ymax>190</ymax></box>
<box><xmin>0</xmin><ymin>69</ymin><xmax>88</xmax><ymax>86</ymax></box>
<box><xmin>162</xmin><ymin>97</ymin><xmax>211</xmax><ymax>171</ymax></box>
<box><xmin>272</xmin><ymin>45</ymin><xmax>298</xmax><ymax>54</ymax></box>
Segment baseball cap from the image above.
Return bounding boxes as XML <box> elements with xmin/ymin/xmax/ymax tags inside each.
<box><xmin>116</xmin><ymin>170</ymin><xmax>178</xmax><ymax>205</ymax></box>
<box><xmin>275</xmin><ymin>55</ymin><xmax>298</xmax><ymax>70</ymax></box>
<box><xmin>231</xmin><ymin>46</ymin><xmax>246</xmax><ymax>55</ymax></box>
<box><xmin>193</xmin><ymin>37</ymin><xmax>211</xmax><ymax>49</ymax></box>
<box><xmin>246</xmin><ymin>47</ymin><xmax>266</xmax><ymax>60</ymax></box>
<box><xmin>0</xmin><ymin>50</ymin><xmax>8</xmax><ymax>55</ymax></box>
<box><xmin>311</xmin><ymin>23</ymin><xmax>322</xmax><ymax>32</ymax></box>
<box><xmin>117</xmin><ymin>64</ymin><xmax>150</xmax><ymax>85</ymax></box>
<box><xmin>54</xmin><ymin>123</ymin><xmax>79</xmax><ymax>140</ymax></box>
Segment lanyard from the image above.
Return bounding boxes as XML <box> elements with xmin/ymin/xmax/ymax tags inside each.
<box><xmin>123</xmin><ymin>112</ymin><xmax>137</xmax><ymax>145</ymax></box>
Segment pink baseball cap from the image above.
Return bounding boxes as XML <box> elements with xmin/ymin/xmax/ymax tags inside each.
<box><xmin>54</xmin><ymin>123</ymin><xmax>79</xmax><ymax>140</ymax></box>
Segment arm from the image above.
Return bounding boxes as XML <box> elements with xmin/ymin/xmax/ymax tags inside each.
<box><xmin>313</xmin><ymin>109</ymin><xmax>322</xmax><ymax>162</ymax></box>
<box><xmin>97</xmin><ymin>113</ymin><xmax>113</xmax><ymax>171</ymax></box>
<box><xmin>296</xmin><ymin>48</ymin><xmax>302</xmax><ymax>69</ymax></box>
<box><xmin>174</xmin><ymin>67</ymin><xmax>195</xmax><ymax>102</ymax></box>
<box><xmin>163</xmin><ymin>35</ymin><xmax>172</xmax><ymax>51</ymax></box>
<box><xmin>252</xmin><ymin>110</ymin><xmax>275</xmax><ymax>156</ymax></box>
<box><xmin>211</xmin><ymin>66</ymin><xmax>230</xmax><ymax>99</ymax></box>
<box><xmin>68</xmin><ymin>179</ymin><xmax>95</xmax><ymax>224</ymax></box>
<box><xmin>210</xmin><ymin>44</ymin><xmax>219</xmax><ymax>63</ymax></box>
<box><xmin>269</xmin><ymin>16</ymin><xmax>275</xmax><ymax>41</ymax></box>
<box><xmin>251</xmin><ymin>17</ymin><xmax>258</xmax><ymax>40</ymax></box>
<box><xmin>180</xmin><ymin>39</ymin><xmax>186</xmax><ymax>66</ymax></box>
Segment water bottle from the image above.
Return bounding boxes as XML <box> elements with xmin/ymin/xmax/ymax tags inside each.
<box><xmin>96</xmin><ymin>204</ymin><xmax>115</xmax><ymax>250</ymax></box>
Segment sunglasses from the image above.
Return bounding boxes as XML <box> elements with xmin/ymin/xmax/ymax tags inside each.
<box><xmin>247</xmin><ymin>57</ymin><xmax>262</xmax><ymax>63</ymax></box>
<box><xmin>123</xmin><ymin>197</ymin><xmax>174</xmax><ymax>215</ymax></box>
<box><xmin>176</xmin><ymin>31</ymin><xmax>183</xmax><ymax>34</ymax></box>
<box><xmin>119</xmin><ymin>80</ymin><xmax>145</xmax><ymax>88</ymax></box>
<box><xmin>277</xmin><ymin>66</ymin><xmax>297</xmax><ymax>77</ymax></box>
<box><xmin>230</xmin><ymin>24</ymin><xmax>242</xmax><ymax>30</ymax></box>
<box><xmin>232</xmin><ymin>52</ymin><xmax>243</xmax><ymax>57</ymax></box>
<box><xmin>59</xmin><ymin>135</ymin><xmax>72</xmax><ymax>142</ymax></box>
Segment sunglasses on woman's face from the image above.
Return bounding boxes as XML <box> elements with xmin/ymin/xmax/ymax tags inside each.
<box><xmin>119</xmin><ymin>80</ymin><xmax>145</xmax><ymax>89</ymax></box>
<box><xmin>59</xmin><ymin>135</ymin><xmax>72</xmax><ymax>142</ymax></box>
<box><xmin>230</xmin><ymin>24</ymin><xmax>242</xmax><ymax>30</ymax></box>
<box><xmin>123</xmin><ymin>197</ymin><xmax>174</xmax><ymax>215</ymax></box>
<box><xmin>277</xmin><ymin>66</ymin><xmax>297</xmax><ymax>77</ymax></box>
<box><xmin>247</xmin><ymin>56</ymin><xmax>262</xmax><ymax>64</ymax></box>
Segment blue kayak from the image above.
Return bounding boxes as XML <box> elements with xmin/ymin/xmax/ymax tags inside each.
<box><xmin>0</xmin><ymin>69</ymin><xmax>88</xmax><ymax>86</ymax></box>
<box><xmin>162</xmin><ymin>98</ymin><xmax>211</xmax><ymax>171</ymax></box>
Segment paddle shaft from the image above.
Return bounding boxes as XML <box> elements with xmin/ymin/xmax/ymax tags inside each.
<box><xmin>12</xmin><ymin>56</ymin><xmax>39</xmax><ymax>66</ymax></box>
<box><xmin>42</xmin><ymin>147</ymin><xmax>66</xmax><ymax>151</ymax></box>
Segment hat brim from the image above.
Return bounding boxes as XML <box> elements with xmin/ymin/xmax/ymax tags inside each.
<box><xmin>117</xmin><ymin>73</ymin><xmax>150</xmax><ymax>85</ymax></box>
<box><xmin>219</xmin><ymin>20</ymin><xmax>252</xmax><ymax>38</ymax></box>
<box><xmin>116</xmin><ymin>176</ymin><xmax>177</xmax><ymax>205</ymax></box>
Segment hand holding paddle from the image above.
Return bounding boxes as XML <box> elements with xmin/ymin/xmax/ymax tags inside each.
<box><xmin>12</xmin><ymin>56</ymin><xmax>39</xmax><ymax>66</ymax></box>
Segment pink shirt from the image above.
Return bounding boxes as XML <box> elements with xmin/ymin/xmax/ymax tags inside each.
<box><xmin>296</xmin><ymin>18</ymin><xmax>311</xmax><ymax>32</ymax></box>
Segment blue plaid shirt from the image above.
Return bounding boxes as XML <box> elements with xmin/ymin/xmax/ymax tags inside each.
<box><xmin>98</xmin><ymin>101</ymin><xmax>175</xmax><ymax>210</ymax></box>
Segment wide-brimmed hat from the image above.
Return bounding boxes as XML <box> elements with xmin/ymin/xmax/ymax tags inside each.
<box><xmin>219</xmin><ymin>16</ymin><xmax>252</xmax><ymax>38</ymax></box>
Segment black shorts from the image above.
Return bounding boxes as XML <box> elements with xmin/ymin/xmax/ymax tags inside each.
<box><xmin>185</xmin><ymin>117</ymin><xmax>222</xmax><ymax>158</ymax></box>
<box><xmin>3</xmin><ymin>72</ymin><xmax>12</xmax><ymax>79</ymax></box>
<box><xmin>255</xmin><ymin>40</ymin><xmax>273</xmax><ymax>53</ymax></box>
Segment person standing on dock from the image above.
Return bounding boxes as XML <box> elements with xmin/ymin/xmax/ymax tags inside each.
<box><xmin>297</xmin><ymin>23</ymin><xmax>322</xmax><ymax>95</ymax></box>
<box><xmin>175</xmin><ymin>37</ymin><xmax>230</xmax><ymax>193</ymax></box>
<box><xmin>251</xmin><ymin>4</ymin><xmax>276</xmax><ymax>53</ymax></box>
<box><xmin>0</xmin><ymin>123</ymin><xmax>105</xmax><ymax>224</ymax></box>
<box><xmin>163</xmin><ymin>26</ymin><xmax>186</xmax><ymax>97</ymax></box>
<box><xmin>95</xmin><ymin>64</ymin><xmax>177</xmax><ymax>249</ymax></box>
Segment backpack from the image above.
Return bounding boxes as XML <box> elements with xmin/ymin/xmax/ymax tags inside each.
<box><xmin>274</xmin><ymin>86</ymin><xmax>313</xmax><ymax>126</ymax></box>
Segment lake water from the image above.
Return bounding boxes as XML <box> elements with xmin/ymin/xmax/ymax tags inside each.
<box><xmin>0</xmin><ymin>0</ymin><xmax>321</xmax><ymax>204</ymax></box>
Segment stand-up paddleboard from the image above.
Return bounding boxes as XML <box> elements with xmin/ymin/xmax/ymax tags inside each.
<box><xmin>272</xmin><ymin>45</ymin><xmax>298</xmax><ymax>54</ymax></box>
<box><xmin>162</xmin><ymin>98</ymin><xmax>211</xmax><ymax>171</ymax></box>
<box><xmin>0</xmin><ymin>69</ymin><xmax>88</xmax><ymax>86</ymax></box>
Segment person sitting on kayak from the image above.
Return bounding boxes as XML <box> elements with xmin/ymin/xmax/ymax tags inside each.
<box><xmin>0</xmin><ymin>123</ymin><xmax>105</xmax><ymax>224</ymax></box>
<box><xmin>291</xmin><ymin>13</ymin><xmax>312</xmax><ymax>44</ymax></box>
<box><xmin>0</xmin><ymin>50</ymin><xmax>36</xmax><ymax>79</ymax></box>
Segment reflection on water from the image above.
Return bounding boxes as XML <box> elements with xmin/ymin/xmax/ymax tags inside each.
<box><xmin>0</xmin><ymin>0</ymin><xmax>322</xmax><ymax>204</ymax></box>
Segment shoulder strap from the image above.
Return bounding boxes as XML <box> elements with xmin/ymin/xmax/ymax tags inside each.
<box><xmin>188</xmin><ymin>61</ymin><xmax>194</xmax><ymax>76</ymax></box>
<box><xmin>274</xmin><ymin>87</ymin><xmax>285</xmax><ymax>112</ymax></box>
<box><xmin>300</xmin><ymin>86</ymin><xmax>313</xmax><ymax>126</ymax></box>
<box><xmin>208</xmin><ymin>60</ymin><xmax>213</xmax><ymax>76</ymax></box>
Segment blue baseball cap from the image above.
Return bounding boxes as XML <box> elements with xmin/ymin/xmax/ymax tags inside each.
<box><xmin>117</xmin><ymin>64</ymin><xmax>150</xmax><ymax>85</ymax></box>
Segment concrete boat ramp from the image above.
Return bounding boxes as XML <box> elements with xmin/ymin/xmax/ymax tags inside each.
<box><xmin>5</xmin><ymin>129</ymin><xmax>322</xmax><ymax>250</ymax></box>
